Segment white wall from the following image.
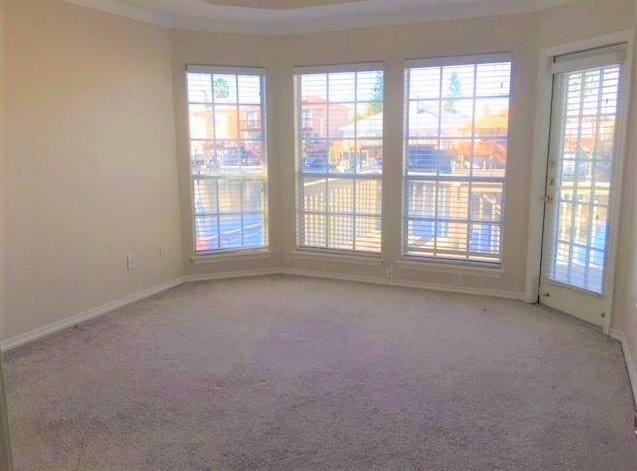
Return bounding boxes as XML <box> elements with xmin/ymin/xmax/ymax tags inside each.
<box><xmin>1</xmin><ymin>0</ymin><xmax>183</xmax><ymax>340</ymax></box>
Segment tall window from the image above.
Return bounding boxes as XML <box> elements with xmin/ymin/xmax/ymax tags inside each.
<box><xmin>295</xmin><ymin>64</ymin><xmax>384</xmax><ymax>253</ymax></box>
<box><xmin>186</xmin><ymin>66</ymin><xmax>267</xmax><ymax>254</ymax></box>
<box><xmin>403</xmin><ymin>55</ymin><xmax>511</xmax><ymax>264</ymax></box>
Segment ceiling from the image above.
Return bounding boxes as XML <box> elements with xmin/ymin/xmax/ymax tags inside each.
<box><xmin>65</xmin><ymin>0</ymin><xmax>571</xmax><ymax>35</ymax></box>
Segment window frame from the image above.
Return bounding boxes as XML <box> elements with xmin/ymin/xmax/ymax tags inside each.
<box><xmin>185</xmin><ymin>64</ymin><xmax>270</xmax><ymax>258</ymax></box>
<box><xmin>401</xmin><ymin>53</ymin><xmax>513</xmax><ymax>267</ymax></box>
<box><xmin>294</xmin><ymin>62</ymin><xmax>385</xmax><ymax>256</ymax></box>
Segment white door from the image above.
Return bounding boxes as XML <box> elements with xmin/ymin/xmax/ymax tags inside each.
<box><xmin>539</xmin><ymin>45</ymin><xmax>628</xmax><ymax>329</ymax></box>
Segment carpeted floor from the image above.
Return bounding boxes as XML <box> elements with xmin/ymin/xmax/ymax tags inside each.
<box><xmin>4</xmin><ymin>275</ymin><xmax>637</xmax><ymax>470</ymax></box>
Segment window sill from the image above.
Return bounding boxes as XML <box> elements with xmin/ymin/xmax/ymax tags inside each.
<box><xmin>396</xmin><ymin>257</ymin><xmax>504</xmax><ymax>278</ymax></box>
<box><xmin>191</xmin><ymin>249</ymin><xmax>274</xmax><ymax>264</ymax></box>
<box><xmin>290</xmin><ymin>249</ymin><xmax>383</xmax><ymax>266</ymax></box>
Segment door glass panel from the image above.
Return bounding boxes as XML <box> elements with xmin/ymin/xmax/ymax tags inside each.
<box><xmin>544</xmin><ymin>65</ymin><xmax>621</xmax><ymax>294</ymax></box>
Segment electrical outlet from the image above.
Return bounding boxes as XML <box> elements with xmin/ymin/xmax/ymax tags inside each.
<box><xmin>160</xmin><ymin>246</ymin><xmax>168</xmax><ymax>261</ymax></box>
<box><xmin>386</xmin><ymin>266</ymin><xmax>394</xmax><ymax>279</ymax></box>
<box><xmin>127</xmin><ymin>253</ymin><xmax>137</xmax><ymax>271</ymax></box>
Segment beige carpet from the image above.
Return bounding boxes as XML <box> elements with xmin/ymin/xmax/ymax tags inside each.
<box><xmin>5</xmin><ymin>275</ymin><xmax>637</xmax><ymax>470</ymax></box>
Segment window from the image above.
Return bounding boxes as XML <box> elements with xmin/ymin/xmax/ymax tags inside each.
<box><xmin>403</xmin><ymin>55</ymin><xmax>511</xmax><ymax>264</ymax></box>
<box><xmin>186</xmin><ymin>66</ymin><xmax>268</xmax><ymax>254</ymax></box>
<box><xmin>295</xmin><ymin>64</ymin><xmax>384</xmax><ymax>253</ymax></box>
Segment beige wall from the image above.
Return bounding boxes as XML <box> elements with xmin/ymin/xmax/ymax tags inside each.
<box><xmin>538</xmin><ymin>0</ymin><xmax>633</xmax><ymax>49</ymax></box>
<box><xmin>1</xmin><ymin>0</ymin><xmax>183</xmax><ymax>340</ymax></box>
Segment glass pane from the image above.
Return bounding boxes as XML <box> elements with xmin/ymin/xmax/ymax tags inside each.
<box><xmin>243</xmin><ymin>180</ymin><xmax>264</xmax><ymax>213</ymax></box>
<box><xmin>301</xmin><ymin>139</ymin><xmax>328</xmax><ymax>174</ymax></box>
<box><xmin>470</xmin><ymin>182</ymin><xmax>503</xmax><ymax>222</ymax></box>
<box><xmin>442</xmin><ymin>65</ymin><xmax>475</xmax><ymax>98</ymax></box>
<box><xmin>217</xmin><ymin>180</ymin><xmax>242</xmax><ymax>213</ymax></box>
<box><xmin>469</xmin><ymin>223</ymin><xmax>501</xmax><ymax>254</ymax></box>
<box><xmin>302</xmin><ymin>177</ymin><xmax>327</xmax><ymax>212</ymax></box>
<box><xmin>408</xmin><ymin>100</ymin><xmax>439</xmax><ymax>138</ymax></box>
<box><xmin>440</xmin><ymin>99</ymin><xmax>473</xmax><ymax>136</ymax></box>
<box><xmin>328</xmin><ymin>140</ymin><xmax>355</xmax><ymax>174</ymax></box>
<box><xmin>474</xmin><ymin>98</ymin><xmax>509</xmax><ymax>137</ymax></box>
<box><xmin>238</xmin><ymin>105</ymin><xmax>262</xmax><ymax>140</ymax></box>
<box><xmin>355</xmin><ymin>102</ymin><xmax>383</xmax><ymax>138</ymax></box>
<box><xmin>238</xmin><ymin>75</ymin><xmax>261</xmax><ymax>104</ymax></box>
<box><xmin>328</xmin><ymin>215</ymin><xmax>354</xmax><ymax>250</ymax></box>
<box><xmin>303</xmin><ymin>213</ymin><xmax>326</xmax><ymax>247</ymax></box>
<box><xmin>329</xmin><ymin>72</ymin><xmax>355</xmax><ymax>102</ymax></box>
<box><xmin>189</xmin><ymin>105</ymin><xmax>214</xmax><ymax>140</ymax></box>
<box><xmin>195</xmin><ymin>215</ymin><xmax>219</xmax><ymax>253</ymax></box>
<box><xmin>472</xmin><ymin>139</ymin><xmax>507</xmax><ymax>178</ymax></box>
<box><xmin>190</xmin><ymin>141</ymin><xmax>215</xmax><ymax>175</ymax></box>
<box><xmin>439</xmin><ymin>139</ymin><xmax>472</xmax><ymax>176</ymax></box>
<box><xmin>357</xmin><ymin>71</ymin><xmax>384</xmax><ymax>101</ymax></box>
<box><xmin>301</xmin><ymin>74</ymin><xmax>327</xmax><ymax>102</ymax></box>
<box><xmin>219</xmin><ymin>214</ymin><xmax>242</xmax><ymax>248</ymax></box>
<box><xmin>327</xmin><ymin>178</ymin><xmax>353</xmax><ymax>213</ymax></box>
<box><xmin>476</xmin><ymin>62</ymin><xmax>511</xmax><ymax>97</ymax></box>
<box><xmin>328</xmin><ymin>103</ymin><xmax>356</xmax><ymax>138</ymax></box>
<box><xmin>355</xmin><ymin>216</ymin><xmax>381</xmax><ymax>252</ymax></box>
<box><xmin>437</xmin><ymin>181</ymin><xmax>469</xmax><ymax>220</ymax></box>
<box><xmin>214</xmin><ymin>105</ymin><xmax>239</xmax><ymax>139</ymax></box>
<box><xmin>301</xmin><ymin>104</ymin><xmax>327</xmax><ymax>139</ymax></box>
<box><xmin>409</xmin><ymin>67</ymin><xmax>441</xmax><ymax>100</ymax></box>
<box><xmin>188</xmin><ymin>73</ymin><xmax>213</xmax><ymax>103</ymax></box>
<box><xmin>407</xmin><ymin>180</ymin><xmax>435</xmax><ymax>218</ymax></box>
<box><xmin>357</xmin><ymin>139</ymin><xmax>382</xmax><ymax>174</ymax></box>
<box><xmin>213</xmin><ymin>74</ymin><xmax>237</xmax><ymax>104</ymax></box>
<box><xmin>193</xmin><ymin>178</ymin><xmax>218</xmax><ymax>215</ymax></box>
<box><xmin>355</xmin><ymin>179</ymin><xmax>382</xmax><ymax>215</ymax></box>
<box><xmin>242</xmin><ymin>213</ymin><xmax>266</xmax><ymax>248</ymax></box>
<box><xmin>407</xmin><ymin>140</ymin><xmax>439</xmax><ymax>175</ymax></box>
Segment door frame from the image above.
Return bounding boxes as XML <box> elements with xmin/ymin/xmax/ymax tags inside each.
<box><xmin>525</xmin><ymin>30</ymin><xmax>634</xmax><ymax>334</ymax></box>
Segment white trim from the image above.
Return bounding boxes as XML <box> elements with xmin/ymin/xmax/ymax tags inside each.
<box><xmin>283</xmin><ymin>268</ymin><xmax>525</xmax><ymax>300</ymax></box>
<box><xmin>186</xmin><ymin>65</ymin><xmax>266</xmax><ymax>76</ymax></box>
<box><xmin>396</xmin><ymin>259</ymin><xmax>504</xmax><ymax>278</ymax></box>
<box><xmin>294</xmin><ymin>62</ymin><xmax>384</xmax><ymax>74</ymax></box>
<box><xmin>61</xmin><ymin>0</ymin><xmax>172</xmax><ymax>28</ymax></box>
<box><xmin>404</xmin><ymin>52</ymin><xmax>512</xmax><ymax>69</ymax></box>
<box><xmin>551</xmin><ymin>48</ymin><xmax>627</xmax><ymax>74</ymax></box>
<box><xmin>289</xmin><ymin>250</ymin><xmax>383</xmax><ymax>266</ymax></box>
<box><xmin>613</xmin><ymin>329</ymin><xmax>637</xmax><ymax>410</ymax></box>
<box><xmin>183</xmin><ymin>268</ymin><xmax>282</xmax><ymax>282</ymax></box>
<box><xmin>191</xmin><ymin>249</ymin><xmax>274</xmax><ymax>264</ymax></box>
<box><xmin>0</xmin><ymin>278</ymin><xmax>184</xmax><ymax>352</ymax></box>
<box><xmin>526</xmin><ymin>30</ymin><xmax>635</xmax><ymax>314</ymax></box>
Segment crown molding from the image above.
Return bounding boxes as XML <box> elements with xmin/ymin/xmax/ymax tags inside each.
<box><xmin>62</xmin><ymin>0</ymin><xmax>173</xmax><ymax>28</ymax></box>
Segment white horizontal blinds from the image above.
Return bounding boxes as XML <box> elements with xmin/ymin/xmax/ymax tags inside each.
<box><xmin>403</xmin><ymin>56</ymin><xmax>511</xmax><ymax>263</ymax></box>
<box><xmin>542</xmin><ymin>58</ymin><xmax>623</xmax><ymax>294</ymax></box>
<box><xmin>296</xmin><ymin>65</ymin><xmax>384</xmax><ymax>252</ymax></box>
<box><xmin>186</xmin><ymin>66</ymin><xmax>267</xmax><ymax>254</ymax></box>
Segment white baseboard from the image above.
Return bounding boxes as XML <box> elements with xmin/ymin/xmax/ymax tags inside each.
<box><xmin>1</xmin><ymin>277</ymin><xmax>184</xmax><ymax>352</ymax></box>
<box><xmin>282</xmin><ymin>268</ymin><xmax>526</xmax><ymax>301</ymax></box>
<box><xmin>0</xmin><ymin>268</ymin><xmax>531</xmax><ymax>352</ymax></box>
<box><xmin>610</xmin><ymin>328</ymin><xmax>637</xmax><ymax>409</ymax></box>
<box><xmin>183</xmin><ymin>268</ymin><xmax>283</xmax><ymax>282</ymax></box>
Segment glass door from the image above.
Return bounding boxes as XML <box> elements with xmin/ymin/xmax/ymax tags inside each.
<box><xmin>539</xmin><ymin>46</ymin><xmax>627</xmax><ymax>328</ymax></box>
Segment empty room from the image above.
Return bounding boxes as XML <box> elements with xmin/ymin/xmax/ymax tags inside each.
<box><xmin>1</xmin><ymin>0</ymin><xmax>637</xmax><ymax>469</ymax></box>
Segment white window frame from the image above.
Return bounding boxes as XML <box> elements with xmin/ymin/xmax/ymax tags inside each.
<box><xmin>185</xmin><ymin>65</ymin><xmax>269</xmax><ymax>258</ymax></box>
<box><xmin>401</xmin><ymin>53</ymin><xmax>513</xmax><ymax>267</ymax></box>
<box><xmin>294</xmin><ymin>62</ymin><xmax>385</xmax><ymax>256</ymax></box>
